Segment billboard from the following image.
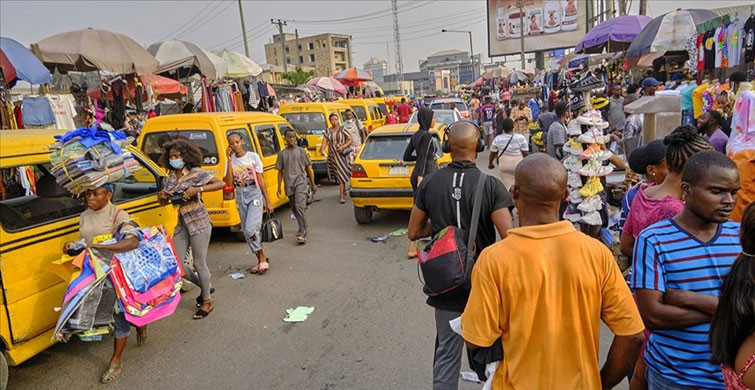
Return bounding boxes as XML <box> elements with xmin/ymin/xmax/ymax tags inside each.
<box><xmin>487</xmin><ymin>0</ymin><xmax>586</xmax><ymax>57</ymax></box>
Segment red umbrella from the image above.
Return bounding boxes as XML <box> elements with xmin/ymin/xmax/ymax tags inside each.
<box><xmin>334</xmin><ymin>67</ymin><xmax>373</xmax><ymax>84</ymax></box>
<box><xmin>88</xmin><ymin>74</ymin><xmax>187</xmax><ymax>100</ymax></box>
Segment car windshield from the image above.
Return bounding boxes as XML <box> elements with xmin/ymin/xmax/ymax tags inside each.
<box><xmin>349</xmin><ymin>106</ymin><xmax>368</xmax><ymax>121</ymax></box>
<box><xmin>360</xmin><ymin>134</ymin><xmax>442</xmax><ymax>160</ymax></box>
<box><xmin>431</xmin><ymin>101</ymin><xmax>468</xmax><ymax>112</ymax></box>
<box><xmin>409</xmin><ymin>110</ymin><xmax>456</xmax><ymax>125</ymax></box>
<box><xmin>280</xmin><ymin>112</ymin><xmax>328</xmax><ymax>135</ymax></box>
<box><xmin>141</xmin><ymin>130</ymin><xmax>219</xmax><ymax>166</ymax></box>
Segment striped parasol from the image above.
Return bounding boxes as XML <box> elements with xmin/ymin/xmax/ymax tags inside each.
<box><xmin>334</xmin><ymin>67</ymin><xmax>373</xmax><ymax>84</ymax></box>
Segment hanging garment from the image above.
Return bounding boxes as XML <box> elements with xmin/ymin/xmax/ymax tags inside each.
<box><xmin>744</xmin><ymin>15</ymin><xmax>755</xmax><ymax>63</ymax></box>
<box><xmin>134</xmin><ymin>83</ymin><xmax>144</xmax><ymax>113</ymax></box>
<box><xmin>109</xmin><ymin>82</ymin><xmax>126</xmax><ymax>128</ymax></box>
<box><xmin>685</xmin><ymin>35</ymin><xmax>699</xmax><ymax>74</ymax></box>
<box><xmin>22</xmin><ymin>96</ymin><xmax>55</xmax><ymax>126</ymax></box>
<box><xmin>47</xmin><ymin>94</ymin><xmax>78</xmax><ymax>130</ymax></box>
<box><xmin>715</xmin><ymin>25</ymin><xmax>728</xmax><ymax>68</ymax></box>
<box><xmin>696</xmin><ymin>33</ymin><xmax>705</xmax><ymax>71</ymax></box>
<box><xmin>233</xmin><ymin>90</ymin><xmax>244</xmax><ymax>111</ymax></box>
<box><xmin>258</xmin><ymin>81</ymin><xmax>270</xmax><ymax>98</ymax></box>
<box><xmin>248</xmin><ymin>80</ymin><xmax>260</xmax><ymax>108</ymax></box>
<box><xmin>692</xmin><ymin>82</ymin><xmax>710</xmax><ymax>119</ymax></box>
<box><xmin>703</xmin><ymin>30</ymin><xmax>716</xmax><ymax>69</ymax></box>
<box><xmin>727</xmin><ymin>18</ymin><xmax>745</xmax><ymax>67</ymax></box>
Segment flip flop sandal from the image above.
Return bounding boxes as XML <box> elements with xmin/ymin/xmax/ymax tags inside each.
<box><xmin>195</xmin><ymin>287</ymin><xmax>216</xmax><ymax>307</ymax></box>
<box><xmin>256</xmin><ymin>260</ymin><xmax>270</xmax><ymax>275</ymax></box>
<box><xmin>296</xmin><ymin>236</ymin><xmax>307</xmax><ymax>244</ymax></box>
<box><xmin>101</xmin><ymin>363</ymin><xmax>123</xmax><ymax>384</ymax></box>
<box><xmin>193</xmin><ymin>305</ymin><xmax>214</xmax><ymax>320</ymax></box>
<box><xmin>136</xmin><ymin>327</ymin><xmax>147</xmax><ymax>347</ymax></box>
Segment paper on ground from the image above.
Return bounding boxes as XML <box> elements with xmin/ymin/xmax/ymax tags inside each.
<box><xmin>283</xmin><ymin>306</ymin><xmax>315</xmax><ymax>323</ymax></box>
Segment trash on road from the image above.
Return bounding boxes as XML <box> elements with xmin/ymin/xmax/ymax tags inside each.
<box><xmin>371</xmin><ymin>235</ymin><xmax>389</xmax><ymax>243</ymax></box>
<box><xmin>229</xmin><ymin>272</ymin><xmax>245</xmax><ymax>279</ymax></box>
<box><xmin>460</xmin><ymin>371</ymin><xmax>483</xmax><ymax>383</ymax></box>
<box><xmin>389</xmin><ymin>228</ymin><xmax>408</xmax><ymax>236</ymax></box>
<box><xmin>283</xmin><ymin>306</ymin><xmax>315</xmax><ymax>323</ymax></box>
<box><xmin>289</xmin><ymin>214</ymin><xmax>296</xmax><ymax>220</ymax></box>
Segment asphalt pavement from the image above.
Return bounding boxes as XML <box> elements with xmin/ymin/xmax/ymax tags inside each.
<box><xmin>10</xmin><ymin>153</ymin><xmax>629</xmax><ymax>390</ymax></box>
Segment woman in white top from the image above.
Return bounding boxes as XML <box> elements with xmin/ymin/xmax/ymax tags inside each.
<box><xmin>488</xmin><ymin>117</ymin><xmax>529</xmax><ymax>189</ymax></box>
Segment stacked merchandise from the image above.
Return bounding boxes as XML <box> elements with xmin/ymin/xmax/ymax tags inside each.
<box><xmin>562</xmin><ymin>111</ymin><xmax>613</xmax><ymax>228</ymax></box>
<box><xmin>49</xmin><ymin>125</ymin><xmax>138</xmax><ymax>194</ymax></box>
<box><xmin>107</xmin><ymin>226</ymin><xmax>184</xmax><ymax>327</ymax></box>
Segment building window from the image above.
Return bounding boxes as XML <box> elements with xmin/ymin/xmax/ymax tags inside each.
<box><xmin>286</xmin><ymin>58</ymin><xmax>291</xmax><ymax>64</ymax></box>
<box><xmin>309</xmin><ymin>54</ymin><xmax>315</xmax><ymax>62</ymax></box>
<box><xmin>299</xmin><ymin>56</ymin><xmax>303</xmax><ymax>63</ymax></box>
<box><xmin>297</xmin><ymin>44</ymin><xmax>302</xmax><ymax>51</ymax></box>
<box><xmin>308</xmin><ymin>42</ymin><xmax>314</xmax><ymax>50</ymax></box>
<box><xmin>285</xmin><ymin>47</ymin><xmax>289</xmax><ymax>54</ymax></box>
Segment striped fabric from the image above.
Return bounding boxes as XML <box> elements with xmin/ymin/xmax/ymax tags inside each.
<box><xmin>632</xmin><ymin>219</ymin><xmax>741</xmax><ymax>389</ymax></box>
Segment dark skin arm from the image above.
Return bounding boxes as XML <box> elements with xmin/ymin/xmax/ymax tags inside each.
<box><xmin>256</xmin><ymin>170</ymin><xmax>275</xmax><ymax>213</ymax></box>
<box><xmin>491</xmin><ymin>208</ymin><xmax>513</xmax><ymax>239</ymax></box>
<box><xmin>488</xmin><ymin>152</ymin><xmax>497</xmax><ymax>170</ymax></box>
<box><xmin>91</xmin><ymin>235</ymin><xmax>139</xmax><ymax>253</ymax></box>
<box><xmin>407</xmin><ymin>206</ymin><xmax>431</xmax><ymax>241</ymax></box>
<box><xmin>635</xmin><ymin>289</ymin><xmax>711</xmax><ymax>330</ymax></box>
<box><xmin>663</xmin><ymin>289</ymin><xmax>719</xmax><ymax>317</ymax></box>
<box><xmin>619</xmin><ymin>233</ymin><xmax>634</xmax><ymax>258</ymax></box>
<box><xmin>600</xmin><ymin>331</ymin><xmax>645</xmax><ymax>389</ymax></box>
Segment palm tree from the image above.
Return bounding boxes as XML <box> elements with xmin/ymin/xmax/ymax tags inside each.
<box><xmin>281</xmin><ymin>66</ymin><xmax>315</xmax><ymax>86</ymax></box>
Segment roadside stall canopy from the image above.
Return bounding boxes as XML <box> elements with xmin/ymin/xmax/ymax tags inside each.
<box><xmin>213</xmin><ymin>49</ymin><xmax>262</xmax><ymax>78</ymax></box>
<box><xmin>147</xmin><ymin>40</ymin><xmax>227</xmax><ymax>81</ymax></box>
<box><xmin>576</xmin><ymin>15</ymin><xmax>652</xmax><ymax>54</ymax></box>
<box><xmin>507</xmin><ymin>70</ymin><xmax>530</xmax><ymax>84</ymax></box>
<box><xmin>0</xmin><ymin>37</ymin><xmax>51</xmax><ymax>85</ymax></box>
<box><xmin>87</xmin><ymin>74</ymin><xmax>187</xmax><ymax>100</ymax></box>
<box><xmin>33</xmin><ymin>28</ymin><xmax>158</xmax><ymax>75</ymax></box>
<box><xmin>307</xmin><ymin>76</ymin><xmax>347</xmax><ymax>94</ymax></box>
<box><xmin>334</xmin><ymin>67</ymin><xmax>373</xmax><ymax>86</ymax></box>
<box><xmin>626</xmin><ymin>9</ymin><xmax>717</xmax><ymax>58</ymax></box>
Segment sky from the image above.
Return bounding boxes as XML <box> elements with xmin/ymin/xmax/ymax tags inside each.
<box><xmin>1</xmin><ymin>0</ymin><xmax>753</xmax><ymax>73</ymax></box>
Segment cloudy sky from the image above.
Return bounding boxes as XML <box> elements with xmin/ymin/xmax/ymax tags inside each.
<box><xmin>1</xmin><ymin>0</ymin><xmax>752</xmax><ymax>73</ymax></box>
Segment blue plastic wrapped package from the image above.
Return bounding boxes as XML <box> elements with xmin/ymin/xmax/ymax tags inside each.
<box><xmin>115</xmin><ymin>230</ymin><xmax>179</xmax><ymax>293</ymax></box>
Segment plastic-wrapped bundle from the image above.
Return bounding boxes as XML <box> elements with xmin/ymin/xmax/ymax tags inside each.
<box><xmin>49</xmin><ymin>125</ymin><xmax>137</xmax><ymax>194</ymax></box>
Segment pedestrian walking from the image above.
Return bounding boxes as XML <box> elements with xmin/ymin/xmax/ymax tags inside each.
<box><xmin>608</xmin><ymin>83</ymin><xmax>626</xmax><ymax>133</ymax></box>
<box><xmin>408</xmin><ymin>121</ymin><xmax>514</xmax><ymax>390</ymax></box>
<box><xmin>620</xmin><ymin>126</ymin><xmax>712</xmax><ymax>258</ymax></box>
<box><xmin>62</xmin><ymin>185</ymin><xmax>145</xmax><ymax>383</ymax></box>
<box><xmin>632</xmin><ymin>151</ymin><xmax>742</xmax><ymax>390</ymax></box>
<box><xmin>276</xmin><ymin>128</ymin><xmax>317</xmax><ymax>244</ymax></box>
<box><xmin>402</xmin><ymin>107</ymin><xmax>437</xmax><ymax>259</ymax></box>
<box><xmin>479</xmin><ymin>97</ymin><xmax>496</xmax><ymax>148</ymax></box>
<box><xmin>545</xmin><ymin>101</ymin><xmax>569</xmax><ymax>159</ymax></box>
<box><xmin>223</xmin><ymin>132</ymin><xmax>275</xmax><ymax>275</ymax></box>
<box><xmin>620</xmin><ymin>140</ymin><xmax>668</xmax><ymax>234</ymax></box>
<box><xmin>397</xmin><ymin>98</ymin><xmax>412</xmax><ymax>123</ymax></box>
<box><xmin>321</xmin><ymin>112</ymin><xmax>353</xmax><ymax>204</ymax></box>
<box><xmin>462</xmin><ymin>154</ymin><xmax>645</xmax><ymax>389</ymax></box>
<box><xmin>709</xmin><ymin>202</ymin><xmax>755</xmax><ymax>390</ymax></box>
<box><xmin>510</xmin><ymin>99</ymin><xmax>533</xmax><ymax>141</ymax></box>
<box><xmin>488</xmin><ymin>118</ymin><xmax>528</xmax><ymax>189</ymax></box>
<box><xmin>342</xmin><ymin>109</ymin><xmax>367</xmax><ymax>152</ymax></box>
<box><xmin>697</xmin><ymin>110</ymin><xmax>729</xmax><ymax>154</ymax></box>
<box><xmin>159</xmin><ymin>139</ymin><xmax>226</xmax><ymax>319</ymax></box>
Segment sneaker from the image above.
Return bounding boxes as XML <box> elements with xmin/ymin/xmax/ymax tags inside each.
<box><xmin>575</xmin><ymin>111</ymin><xmax>609</xmax><ymax>129</ymax></box>
<box><xmin>568</xmin><ymin>94</ymin><xmax>585</xmax><ymax>111</ymax></box>
<box><xmin>563</xmin><ymin>156</ymin><xmax>582</xmax><ymax>172</ymax></box>
<box><xmin>577</xmin><ymin>194</ymin><xmax>603</xmax><ymax>212</ymax></box>
<box><xmin>577</xmin><ymin>128</ymin><xmax>611</xmax><ymax>145</ymax></box>
<box><xmin>579</xmin><ymin>144</ymin><xmax>613</xmax><ymax>161</ymax></box>
<box><xmin>579</xmin><ymin>210</ymin><xmax>603</xmax><ymax>226</ymax></box>
<box><xmin>570</xmin><ymin>72</ymin><xmax>606</xmax><ymax>92</ymax></box>
<box><xmin>563</xmin><ymin>138</ymin><xmax>583</xmax><ymax>156</ymax></box>
<box><xmin>576</xmin><ymin>131</ymin><xmax>596</xmax><ymax>144</ymax></box>
<box><xmin>563</xmin><ymin>207</ymin><xmax>582</xmax><ymax>222</ymax></box>
<box><xmin>568</xmin><ymin>171</ymin><xmax>583</xmax><ymax>188</ymax></box>
<box><xmin>568</xmin><ymin>190</ymin><xmax>583</xmax><ymax>204</ymax></box>
<box><xmin>567</xmin><ymin>121</ymin><xmax>583</xmax><ymax>136</ymax></box>
<box><xmin>578</xmin><ymin>161</ymin><xmax>614</xmax><ymax>177</ymax></box>
<box><xmin>579</xmin><ymin>176</ymin><xmax>604</xmax><ymax>197</ymax></box>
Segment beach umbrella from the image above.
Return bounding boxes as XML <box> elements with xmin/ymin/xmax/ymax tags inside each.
<box><xmin>626</xmin><ymin>9</ymin><xmax>717</xmax><ymax>57</ymax></box>
<box><xmin>334</xmin><ymin>67</ymin><xmax>373</xmax><ymax>84</ymax></box>
<box><xmin>213</xmin><ymin>49</ymin><xmax>262</xmax><ymax>78</ymax></box>
<box><xmin>507</xmin><ymin>70</ymin><xmax>530</xmax><ymax>84</ymax></box>
<box><xmin>307</xmin><ymin>77</ymin><xmax>347</xmax><ymax>94</ymax></box>
<box><xmin>576</xmin><ymin>15</ymin><xmax>652</xmax><ymax>54</ymax></box>
<box><xmin>33</xmin><ymin>28</ymin><xmax>158</xmax><ymax>75</ymax></box>
<box><xmin>0</xmin><ymin>37</ymin><xmax>51</xmax><ymax>85</ymax></box>
<box><xmin>147</xmin><ymin>40</ymin><xmax>227</xmax><ymax>80</ymax></box>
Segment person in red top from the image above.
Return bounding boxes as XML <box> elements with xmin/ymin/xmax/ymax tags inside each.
<box><xmin>386</xmin><ymin>108</ymin><xmax>399</xmax><ymax>124</ymax></box>
<box><xmin>396</xmin><ymin>98</ymin><xmax>412</xmax><ymax>123</ymax></box>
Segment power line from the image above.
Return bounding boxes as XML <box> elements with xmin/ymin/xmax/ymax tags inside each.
<box><xmin>353</xmin><ymin>16</ymin><xmax>486</xmax><ymax>45</ymax></box>
<box><xmin>284</xmin><ymin>0</ymin><xmax>436</xmax><ymax>26</ymax></box>
<box><xmin>207</xmin><ymin>22</ymin><xmax>269</xmax><ymax>50</ymax></box>
<box><xmin>154</xmin><ymin>0</ymin><xmax>218</xmax><ymax>43</ymax></box>
<box><xmin>179</xmin><ymin>1</ymin><xmax>235</xmax><ymax>41</ymax></box>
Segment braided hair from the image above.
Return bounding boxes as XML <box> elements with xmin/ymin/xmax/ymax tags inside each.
<box><xmin>662</xmin><ymin>125</ymin><xmax>712</xmax><ymax>174</ymax></box>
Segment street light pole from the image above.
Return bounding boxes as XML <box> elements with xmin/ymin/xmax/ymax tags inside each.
<box><xmin>441</xmin><ymin>29</ymin><xmax>475</xmax><ymax>83</ymax></box>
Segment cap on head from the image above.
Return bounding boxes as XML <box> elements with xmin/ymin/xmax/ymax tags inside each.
<box><xmin>628</xmin><ymin>140</ymin><xmax>666</xmax><ymax>174</ymax></box>
<box><xmin>641</xmin><ymin>77</ymin><xmax>661</xmax><ymax>88</ymax></box>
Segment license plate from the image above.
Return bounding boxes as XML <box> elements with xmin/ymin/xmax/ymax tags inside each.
<box><xmin>388</xmin><ymin>166</ymin><xmax>409</xmax><ymax>175</ymax></box>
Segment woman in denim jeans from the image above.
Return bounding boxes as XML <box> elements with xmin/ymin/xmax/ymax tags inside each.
<box><xmin>224</xmin><ymin>132</ymin><xmax>274</xmax><ymax>274</ymax></box>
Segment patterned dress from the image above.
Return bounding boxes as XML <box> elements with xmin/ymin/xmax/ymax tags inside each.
<box><xmin>324</xmin><ymin>127</ymin><xmax>352</xmax><ymax>185</ymax></box>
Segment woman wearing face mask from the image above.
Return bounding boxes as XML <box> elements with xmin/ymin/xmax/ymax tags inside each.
<box><xmin>342</xmin><ymin>109</ymin><xmax>367</xmax><ymax>153</ymax></box>
<box><xmin>224</xmin><ymin>132</ymin><xmax>274</xmax><ymax>275</ymax></box>
<box><xmin>321</xmin><ymin>112</ymin><xmax>354</xmax><ymax>204</ymax></box>
<box><xmin>157</xmin><ymin>139</ymin><xmax>225</xmax><ymax>320</ymax></box>
<box><xmin>402</xmin><ymin>107</ymin><xmax>437</xmax><ymax>259</ymax></box>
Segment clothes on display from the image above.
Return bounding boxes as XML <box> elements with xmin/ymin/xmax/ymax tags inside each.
<box><xmin>691</xmin><ymin>15</ymin><xmax>755</xmax><ymax>70</ymax></box>
<box><xmin>21</xmin><ymin>96</ymin><xmax>55</xmax><ymax>126</ymax></box>
<box><xmin>47</xmin><ymin>94</ymin><xmax>78</xmax><ymax>130</ymax></box>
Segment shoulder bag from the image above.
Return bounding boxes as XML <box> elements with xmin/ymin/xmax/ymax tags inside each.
<box><xmin>494</xmin><ymin>134</ymin><xmax>514</xmax><ymax>166</ymax></box>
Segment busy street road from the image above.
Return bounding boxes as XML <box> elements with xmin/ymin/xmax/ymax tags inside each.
<box><xmin>9</xmin><ymin>156</ymin><xmax>626</xmax><ymax>390</ymax></box>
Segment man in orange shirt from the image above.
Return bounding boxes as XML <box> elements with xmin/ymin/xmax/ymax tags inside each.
<box><xmin>731</xmin><ymin>149</ymin><xmax>754</xmax><ymax>222</ymax></box>
<box><xmin>461</xmin><ymin>154</ymin><xmax>645</xmax><ymax>389</ymax></box>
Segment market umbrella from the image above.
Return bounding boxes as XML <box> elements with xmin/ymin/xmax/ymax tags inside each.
<box><xmin>33</xmin><ymin>28</ymin><xmax>158</xmax><ymax>75</ymax></box>
<box><xmin>87</xmin><ymin>74</ymin><xmax>187</xmax><ymax>100</ymax></box>
<box><xmin>507</xmin><ymin>70</ymin><xmax>530</xmax><ymax>84</ymax></box>
<box><xmin>307</xmin><ymin>76</ymin><xmax>347</xmax><ymax>94</ymax></box>
<box><xmin>626</xmin><ymin>9</ymin><xmax>717</xmax><ymax>57</ymax></box>
<box><xmin>147</xmin><ymin>40</ymin><xmax>227</xmax><ymax>80</ymax></box>
<box><xmin>471</xmin><ymin>76</ymin><xmax>485</xmax><ymax>88</ymax></box>
<box><xmin>0</xmin><ymin>37</ymin><xmax>51</xmax><ymax>85</ymax></box>
<box><xmin>334</xmin><ymin>67</ymin><xmax>373</xmax><ymax>84</ymax></box>
<box><xmin>576</xmin><ymin>15</ymin><xmax>652</xmax><ymax>54</ymax></box>
<box><xmin>213</xmin><ymin>49</ymin><xmax>262</xmax><ymax>78</ymax></box>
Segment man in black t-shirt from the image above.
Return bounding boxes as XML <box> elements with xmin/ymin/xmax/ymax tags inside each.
<box><xmin>409</xmin><ymin>121</ymin><xmax>514</xmax><ymax>390</ymax></box>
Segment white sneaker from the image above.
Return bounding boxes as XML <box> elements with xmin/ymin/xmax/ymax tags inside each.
<box><xmin>568</xmin><ymin>190</ymin><xmax>583</xmax><ymax>204</ymax></box>
<box><xmin>563</xmin><ymin>156</ymin><xmax>582</xmax><ymax>172</ymax></box>
<box><xmin>578</xmin><ymin>161</ymin><xmax>614</xmax><ymax>177</ymax></box>
<box><xmin>577</xmin><ymin>195</ymin><xmax>603</xmax><ymax>212</ymax></box>
<box><xmin>563</xmin><ymin>139</ymin><xmax>583</xmax><ymax>156</ymax></box>
<box><xmin>576</xmin><ymin>131</ymin><xmax>596</xmax><ymax>144</ymax></box>
<box><xmin>564</xmin><ymin>208</ymin><xmax>582</xmax><ymax>222</ymax></box>
<box><xmin>568</xmin><ymin>172</ymin><xmax>583</xmax><ymax>188</ymax></box>
<box><xmin>579</xmin><ymin>210</ymin><xmax>603</xmax><ymax>226</ymax></box>
<box><xmin>567</xmin><ymin>121</ymin><xmax>583</xmax><ymax>136</ymax></box>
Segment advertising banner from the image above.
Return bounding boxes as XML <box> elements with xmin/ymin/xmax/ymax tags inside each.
<box><xmin>488</xmin><ymin>0</ymin><xmax>586</xmax><ymax>57</ymax></box>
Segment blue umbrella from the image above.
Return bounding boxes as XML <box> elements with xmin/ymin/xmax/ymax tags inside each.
<box><xmin>0</xmin><ymin>37</ymin><xmax>51</xmax><ymax>85</ymax></box>
<box><xmin>626</xmin><ymin>9</ymin><xmax>717</xmax><ymax>57</ymax></box>
<box><xmin>576</xmin><ymin>15</ymin><xmax>652</xmax><ymax>54</ymax></box>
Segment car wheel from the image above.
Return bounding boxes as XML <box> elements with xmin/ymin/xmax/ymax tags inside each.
<box><xmin>353</xmin><ymin>206</ymin><xmax>373</xmax><ymax>224</ymax></box>
<box><xmin>0</xmin><ymin>352</ymin><xmax>8</xmax><ymax>390</ymax></box>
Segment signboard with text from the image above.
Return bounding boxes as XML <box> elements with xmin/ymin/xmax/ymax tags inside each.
<box><xmin>487</xmin><ymin>0</ymin><xmax>586</xmax><ymax>57</ymax></box>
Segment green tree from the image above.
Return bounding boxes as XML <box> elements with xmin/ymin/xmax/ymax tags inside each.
<box><xmin>281</xmin><ymin>66</ymin><xmax>316</xmax><ymax>86</ymax></box>
<box><xmin>434</xmin><ymin>89</ymin><xmax>445</xmax><ymax>96</ymax></box>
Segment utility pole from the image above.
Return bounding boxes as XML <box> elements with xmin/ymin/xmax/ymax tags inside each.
<box><xmin>606</xmin><ymin>0</ymin><xmax>615</xmax><ymax>19</ymax></box>
<box><xmin>271</xmin><ymin>19</ymin><xmax>288</xmax><ymax>71</ymax></box>
<box><xmin>391</xmin><ymin>0</ymin><xmax>404</xmax><ymax>87</ymax></box>
<box><xmin>295</xmin><ymin>28</ymin><xmax>301</xmax><ymax>67</ymax></box>
<box><xmin>519</xmin><ymin>0</ymin><xmax>525</xmax><ymax>70</ymax></box>
<box><xmin>639</xmin><ymin>0</ymin><xmax>647</xmax><ymax>15</ymax></box>
<box><xmin>618</xmin><ymin>0</ymin><xmax>627</xmax><ymax>15</ymax></box>
<box><xmin>237</xmin><ymin>0</ymin><xmax>249</xmax><ymax>57</ymax></box>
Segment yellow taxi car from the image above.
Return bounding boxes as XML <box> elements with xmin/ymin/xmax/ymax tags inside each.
<box><xmin>349</xmin><ymin>122</ymin><xmax>451</xmax><ymax>224</ymax></box>
<box><xmin>278</xmin><ymin>102</ymin><xmax>351</xmax><ymax>176</ymax></box>
<box><xmin>0</xmin><ymin>129</ymin><xmax>177</xmax><ymax>378</ymax></box>
<box><xmin>138</xmin><ymin>112</ymin><xmax>291</xmax><ymax>233</ymax></box>
<box><xmin>340</xmin><ymin>98</ymin><xmax>384</xmax><ymax>133</ymax></box>
<box><xmin>368</xmin><ymin>97</ymin><xmax>389</xmax><ymax>118</ymax></box>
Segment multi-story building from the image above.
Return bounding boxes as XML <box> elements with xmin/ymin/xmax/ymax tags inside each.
<box><xmin>363</xmin><ymin>57</ymin><xmax>388</xmax><ymax>83</ymax></box>
<box><xmin>419</xmin><ymin>49</ymin><xmax>481</xmax><ymax>91</ymax></box>
<box><xmin>383</xmin><ymin>71</ymin><xmax>433</xmax><ymax>96</ymax></box>
<box><xmin>264</xmin><ymin>32</ymin><xmax>352</xmax><ymax>77</ymax></box>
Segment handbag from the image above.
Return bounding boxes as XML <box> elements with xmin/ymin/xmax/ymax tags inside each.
<box><xmin>340</xmin><ymin>147</ymin><xmax>353</xmax><ymax>156</ymax></box>
<box><xmin>416</xmin><ymin>173</ymin><xmax>487</xmax><ymax>296</ymax></box>
<box><xmin>494</xmin><ymin>134</ymin><xmax>514</xmax><ymax>166</ymax></box>
<box><xmin>261</xmin><ymin>211</ymin><xmax>284</xmax><ymax>242</ymax></box>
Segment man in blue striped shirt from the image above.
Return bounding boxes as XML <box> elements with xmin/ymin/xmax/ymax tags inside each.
<box><xmin>632</xmin><ymin>151</ymin><xmax>742</xmax><ymax>390</ymax></box>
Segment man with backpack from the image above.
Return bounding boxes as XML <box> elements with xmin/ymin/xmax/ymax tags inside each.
<box><xmin>408</xmin><ymin>121</ymin><xmax>514</xmax><ymax>390</ymax></box>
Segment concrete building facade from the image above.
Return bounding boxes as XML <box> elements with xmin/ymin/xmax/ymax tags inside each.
<box><xmin>419</xmin><ymin>49</ymin><xmax>481</xmax><ymax>91</ymax></box>
<box><xmin>264</xmin><ymin>32</ymin><xmax>352</xmax><ymax>77</ymax></box>
<box><xmin>363</xmin><ymin>57</ymin><xmax>388</xmax><ymax>83</ymax></box>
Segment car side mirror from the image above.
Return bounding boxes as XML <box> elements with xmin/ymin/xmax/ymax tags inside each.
<box><xmin>156</xmin><ymin>175</ymin><xmax>166</xmax><ymax>191</ymax></box>
<box><xmin>297</xmin><ymin>138</ymin><xmax>309</xmax><ymax>148</ymax></box>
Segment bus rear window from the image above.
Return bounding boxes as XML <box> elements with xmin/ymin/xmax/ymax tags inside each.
<box><xmin>141</xmin><ymin>130</ymin><xmax>219</xmax><ymax>166</ymax></box>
